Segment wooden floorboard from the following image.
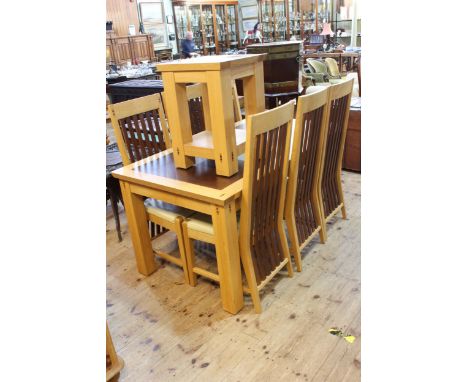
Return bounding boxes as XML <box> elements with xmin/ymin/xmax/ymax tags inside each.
<box><xmin>106</xmin><ymin>170</ymin><xmax>361</xmax><ymax>381</ymax></box>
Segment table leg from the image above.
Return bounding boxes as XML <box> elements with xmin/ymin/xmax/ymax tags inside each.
<box><xmin>119</xmin><ymin>181</ymin><xmax>157</xmax><ymax>276</ymax></box>
<box><xmin>243</xmin><ymin>62</ymin><xmax>265</xmax><ymax>116</ymax></box>
<box><xmin>211</xmin><ymin>200</ymin><xmax>244</xmax><ymax>314</ymax></box>
<box><xmin>161</xmin><ymin>72</ymin><xmax>194</xmax><ymax>169</ymax></box>
<box><xmin>201</xmin><ymin>84</ymin><xmax>212</xmax><ymax>131</ymax></box>
<box><xmin>207</xmin><ymin>70</ymin><xmax>238</xmax><ymax>177</ymax></box>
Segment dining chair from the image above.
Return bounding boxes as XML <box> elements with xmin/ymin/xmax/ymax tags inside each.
<box><xmin>320</xmin><ymin>78</ymin><xmax>354</xmax><ymax>224</ymax></box>
<box><xmin>284</xmin><ymin>87</ymin><xmax>330</xmax><ymax>272</ymax></box>
<box><xmin>108</xmin><ymin>93</ymin><xmax>194</xmax><ymax>283</ymax></box>
<box><xmin>181</xmin><ymin>101</ymin><xmax>296</xmax><ymax>313</ymax></box>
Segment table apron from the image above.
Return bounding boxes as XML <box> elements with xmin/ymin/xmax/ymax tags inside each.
<box><xmin>129</xmin><ymin>183</ymin><xmax>213</xmax><ymax>214</ymax></box>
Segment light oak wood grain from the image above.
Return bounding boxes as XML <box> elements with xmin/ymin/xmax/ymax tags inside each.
<box><xmin>106</xmin><ymin>170</ymin><xmax>360</xmax><ymax>381</ymax></box>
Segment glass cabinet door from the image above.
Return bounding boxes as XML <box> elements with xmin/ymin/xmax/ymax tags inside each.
<box><xmin>227</xmin><ymin>5</ymin><xmax>238</xmax><ymax>50</ymax></box>
<box><xmin>189</xmin><ymin>5</ymin><xmax>203</xmax><ymax>52</ymax></box>
<box><xmin>260</xmin><ymin>0</ymin><xmax>273</xmax><ymax>42</ymax></box>
<box><xmin>273</xmin><ymin>0</ymin><xmax>286</xmax><ymax>41</ymax></box>
<box><xmin>317</xmin><ymin>0</ymin><xmax>331</xmax><ymax>32</ymax></box>
<box><xmin>202</xmin><ymin>5</ymin><xmax>215</xmax><ymax>55</ymax></box>
<box><xmin>288</xmin><ymin>0</ymin><xmax>301</xmax><ymax>40</ymax></box>
<box><xmin>174</xmin><ymin>5</ymin><xmax>188</xmax><ymax>53</ymax></box>
<box><xmin>215</xmin><ymin>5</ymin><xmax>227</xmax><ymax>53</ymax></box>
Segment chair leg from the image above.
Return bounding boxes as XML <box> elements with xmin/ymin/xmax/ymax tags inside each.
<box><xmin>109</xmin><ymin>187</ymin><xmax>122</xmax><ymax>242</ymax></box>
<box><xmin>174</xmin><ymin>217</ymin><xmax>190</xmax><ymax>285</ymax></box>
<box><xmin>285</xmin><ymin>216</ymin><xmax>302</xmax><ymax>272</ymax></box>
<box><xmin>337</xmin><ymin>172</ymin><xmax>347</xmax><ymax>219</ymax></box>
<box><xmin>181</xmin><ymin>221</ymin><xmax>197</xmax><ymax>287</ymax></box>
<box><xmin>278</xmin><ymin>224</ymin><xmax>294</xmax><ymax>278</ymax></box>
<box><xmin>312</xmin><ymin>193</ymin><xmax>327</xmax><ymax>244</ymax></box>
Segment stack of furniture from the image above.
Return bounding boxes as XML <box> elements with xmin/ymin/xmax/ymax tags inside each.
<box><xmin>110</xmin><ymin>68</ymin><xmax>355</xmax><ymax>313</ymax></box>
<box><xmin>173</xmin><ymin>0</ymin><xmax>241</xmax><ymax>56</ymax></box>
<box><xmin>106</xmin><ymin>34</ymin><xmax>155</xmax><ymax>66</ymax></box>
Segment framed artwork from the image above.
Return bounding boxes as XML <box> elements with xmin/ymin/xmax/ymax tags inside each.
<box><xmin>139</xmin><ymin>1</ymin><xmax>169</xmax><ymax>49</ymax></box>
<box><xmin>140</xmin><ymin>2</ymin><xmax>164</xmax><ymax>23</ymax></box>
<box><xmin>241</xmin><ymin>5</ymin><xmax>258</xmax><ymax>19</ymax></box>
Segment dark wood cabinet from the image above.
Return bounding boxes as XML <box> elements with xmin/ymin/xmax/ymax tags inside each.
<box><xmin>106</xmin><ymin>34</ymin><xmax>156</xmax><ymax>66</ymax></box>
<box><xmin>343</xmin><ymin>105</ymin><xmax>360</xmax><ymax>172</ymax></box>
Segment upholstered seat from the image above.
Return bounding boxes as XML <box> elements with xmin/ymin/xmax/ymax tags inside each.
<box><xmin>144</xmin><ymin>199</ymin><xmax>195</xmax><ymax>223</ymax></box>
<box><xmin>306</xmin><ymin>59</ymin><xmax>330</xmax><ymax>83</ymax></box>
<box><xmin>324</xmin><ymin>57</ymin><xmax>343</xmax><ymax>79</ymax></box>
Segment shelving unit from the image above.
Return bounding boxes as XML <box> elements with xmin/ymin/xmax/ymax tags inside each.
<box><xmin>173</xmin><ymin>0</ymin><xmax>241</xmax><ymax>56</ymax></box>
<box><xmin>257</xmin><ymin>0</ymin><xmax>331</xmax><ymax>42</ymax></box>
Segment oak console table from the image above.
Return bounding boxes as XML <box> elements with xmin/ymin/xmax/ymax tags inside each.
<box><xmin>157</xmin><ymin>54</ymin><xmax>266</xmax><ymax>177</ymax></box>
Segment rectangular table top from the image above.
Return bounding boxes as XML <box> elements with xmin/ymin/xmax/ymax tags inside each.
<box><xmin>156</xmin><ymin>54</ymin><xmax>266</xmax><ymax>72</ymax></box>
<box><xmin>112</xmin><ymin>149</ymin><xmax>244</xmax><ymax>205</ymax></box>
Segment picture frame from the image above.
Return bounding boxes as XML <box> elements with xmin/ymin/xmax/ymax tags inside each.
<box><xmin>140</xmin><ymin>2</ymin><xmax>164</xmax><ymax>23</ymax></box>
<box><xmin>241</xmin><ymin>5</ymin><xmax>258</xmax><ymax>19</ymax></box>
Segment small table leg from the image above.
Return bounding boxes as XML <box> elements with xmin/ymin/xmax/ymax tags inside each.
<box><xmin>243</xmin><ymin>62</ymin><xmax>266</xmax><ymax>116</ymax></box>
<box><xmin>211</xmin><ymin>200</ymin><xmax>244</xmax><ymax>314</ymax></box>
<box><xmin>206</xmin><ymin>70</ymin><xmax>238</xmax><ymax>177</ymax></box>
<box><xmin>119</xmin><ymin>181</ymin><xmax>157</xmax><ymax>276</ymax></box>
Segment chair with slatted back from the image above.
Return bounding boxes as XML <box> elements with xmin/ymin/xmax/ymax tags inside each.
<box><xmin>181</xmin><ymin>101</ymin><xmax>296</xmax><ymax>313</ymax></box>
<box><xmin>108</xmin><ymin>93</ymin><xmax>194</xmax><ymax>283</ymax></box>
<box><xmin>320</xmin><ymin>78</ymin><xmax>354</xmax><ymax>225</ymax></box>
<box><xmin>284</xmin><ymin>87</ymin><xmax>330</xmax><ymax>272</ymax></box>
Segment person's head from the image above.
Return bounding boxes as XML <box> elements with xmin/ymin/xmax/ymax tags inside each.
<box><xmin>185</xmin><ymin>31</ymin><xmax>193</xmax><ymax>40</ymax></box>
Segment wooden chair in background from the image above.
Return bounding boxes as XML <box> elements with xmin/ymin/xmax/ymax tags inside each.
<box><xmin>320</xmin><ymin>79</ymin><xmax>354</xmax><ymax>225</ymax></box>
<box><xmin>108</xmin><ymin>94</ymin><xmax>194</xmax><ymax>283</ymax></box>
<box><xmin>181</xmin><ymin>101</ymin><xmax>296</xmax><ymax>313</ymax></box>
<box><xmin>284</xmin><ymin>87</ymin><xmax>330</xmax><ymax>272</ymax></box>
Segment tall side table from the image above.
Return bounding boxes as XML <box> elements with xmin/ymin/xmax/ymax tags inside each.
<box><xmin>157</xmin><ymin>54</ymin><xmax>266</xmax><ymax>177</ymax></box>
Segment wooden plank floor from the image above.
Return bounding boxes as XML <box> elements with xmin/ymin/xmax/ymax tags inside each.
<box><xmin>106</xmin><ymin>171</ymin><xmax>361</xmax><ymax>382</ymax></box>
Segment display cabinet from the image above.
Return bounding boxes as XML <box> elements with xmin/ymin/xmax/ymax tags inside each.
<box><xmin>258</xmin><ymin>0</ymin><xmax>333</xmax><ymax>42</ymax></box>
<box><xmin>173</xmin><ymin>1</ymin><xmax>241</xmax><ymax>56</ymax></box>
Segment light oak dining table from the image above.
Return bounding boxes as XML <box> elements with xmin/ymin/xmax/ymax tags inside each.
<box><xmin>112</xmin><ymin>148</ymin><xmax>245</xmax><ymax>314</ymax></box>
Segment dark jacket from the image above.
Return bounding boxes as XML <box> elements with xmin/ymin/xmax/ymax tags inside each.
<box><xmin>181</xmin><ymin>39</ymin><xmax>195</xmax><ymax>59</ymax></box>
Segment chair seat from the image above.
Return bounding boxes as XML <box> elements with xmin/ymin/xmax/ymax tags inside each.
<box><xmin>144</xmin><ymin>199</ymin><xmax>195</xmax><ymax>223</ymax></box>
<box><xmin>186</xmin><ymin>212</ymin><xmax>240</xmax><ymax>236</ymax></box>
<box><xmin>186</xmin><ymin>213</ymin><xmax>215</xmax><ymax>235</ymax></box>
